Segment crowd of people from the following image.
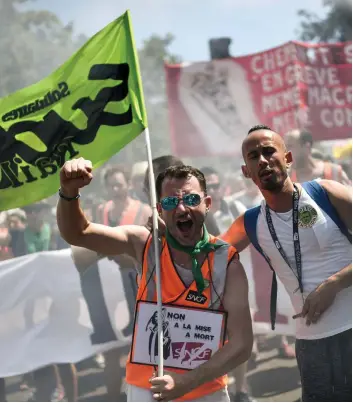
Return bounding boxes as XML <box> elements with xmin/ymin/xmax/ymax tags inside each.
<box><xmin>0</xmin><ymin>128</ymin><xmax>351</xmax><ymax>402</ymax></box>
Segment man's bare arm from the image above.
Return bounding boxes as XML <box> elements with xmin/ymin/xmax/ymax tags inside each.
<box><xmin>320</xmin><ymin>179</ymin><xmax>352</xmax><ymax>232</ymax></box>
<box><xmin>70</xmin><ymin>201</ymin><xmax>150</xmax><ymax>273</ymax></box>
<box><xmin>71</xmin><ymin>246</ymin><xmax>103</xmax><ymax>273</ymax></box>
<box><xmin>71</xmin><ymin>244</ymin><xmax>141</xmax><ymax>274</ymax></box>
<box><xmin>57</xmin><ymin>158</ymin><xmax>149</xmax><ymax>263</ymax></box>
<box><xmin>320</xmin><ymin>180</ymin><xmax>351</xmax><ymax>292</ymax></box>
<box><xmin>339</xmin><ymin>166</ymin><xmax>351</xmax><ymax>186</ymax></box>
<box><xmin>220</xmin><ymin>214</ymin><xmax>250</xmax><ymax>252</ymax></box>
<box><xmin>58</xmin><ymin>197</ymin><xmax>149</xmax><ymax>262</ymax></box>
<box><xmin>181</xmin><ymin>257</ymin><xmax>253</xmax><ymax>390</ymax></box>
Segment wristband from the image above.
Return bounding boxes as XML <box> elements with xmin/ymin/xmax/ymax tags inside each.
<box><xmin>59</xmin><ymin>188</ymin><xmax>80</xmax><ymax>201</ymax></box>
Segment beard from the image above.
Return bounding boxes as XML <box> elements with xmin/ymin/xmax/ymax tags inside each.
<box><xmin>259</xmin><ymin>170</ymin><xmax>288</xmax><ymax>193</ymax></box>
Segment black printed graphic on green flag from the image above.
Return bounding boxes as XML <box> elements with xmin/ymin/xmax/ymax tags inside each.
<box><xmin>0</xmin><ymin>10</ymin><xmax>147</xmax><ymax>211</ymax></box>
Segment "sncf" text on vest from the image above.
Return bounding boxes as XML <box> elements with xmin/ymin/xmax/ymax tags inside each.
<box><xmin>186</xmin><ymin>290</ymin><xmax>207</xmax><ymax>305</ymax></box>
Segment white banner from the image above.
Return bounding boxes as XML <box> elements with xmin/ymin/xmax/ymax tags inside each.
<box><xmin>0</xmin><ymin>249</ymin><xmax>133</xmax><ymax>377</ymax></box>
<box><xmin>0</xmin><ymin>248</ymin><xmax>296</xmax><ymax>377</ymax></box>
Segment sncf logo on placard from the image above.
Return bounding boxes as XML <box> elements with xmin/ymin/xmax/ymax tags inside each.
<box><xmin>185</xmin><ymin>290</ymin><xmax>207</xmax><ymax>305</ymax></box>
<box><xmin>172</xmin><ymin>342</ymin><xmax>212</xmax><ymax>364</ymax></box>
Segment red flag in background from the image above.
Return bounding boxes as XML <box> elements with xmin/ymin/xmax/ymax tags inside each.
<box><xmin>165</xmin><ymin>41</ymin><xmax>352</xmax><ymax>157</ymax></box>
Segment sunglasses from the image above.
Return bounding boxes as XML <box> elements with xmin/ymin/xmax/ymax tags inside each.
<box><xmin>160</xmin><ymin>193</ymin><xmax>204</xmax><ymax>211</ymax></box>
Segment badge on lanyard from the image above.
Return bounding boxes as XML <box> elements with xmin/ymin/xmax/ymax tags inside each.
<box><xmin>298</xmin><ymin>205</ymin><xmax>318</xmax><ymax>228</ymax></box>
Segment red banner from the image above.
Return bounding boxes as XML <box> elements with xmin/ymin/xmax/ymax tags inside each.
<box><xmin>165</xmin><ymin>41</ymin><xmax>352</xmax><ymax>157</ymax></box>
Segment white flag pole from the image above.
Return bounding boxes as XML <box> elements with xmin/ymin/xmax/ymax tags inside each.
<box><xmin>144</xmin><ymin>127</ymin><xmax>164</xmax><ymax>377</ymax></box>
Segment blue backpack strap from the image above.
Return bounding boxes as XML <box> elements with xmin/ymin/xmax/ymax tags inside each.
<box><xmin>244</xmin><ymin>207</ymin><xmax>261</xmax><ymax>253</ymax></box>
<box><xmin>244</xmin><ymin>207</ymin><xmax>278</xmax><ymax>330</ymax></box>
<box><xmin>302</xmin><ymin>181</ymin><xmax>351</xmax><ymax>244</ymax></box>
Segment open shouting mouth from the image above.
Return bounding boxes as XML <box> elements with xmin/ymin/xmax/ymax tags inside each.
<box><xmin>176</xmin><ymin>216</ymin><xmax>194</xmax><ymax>236</ymax></box>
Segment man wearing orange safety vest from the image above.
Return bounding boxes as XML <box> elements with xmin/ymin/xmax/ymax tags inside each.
<box><xmin>284</xmin><ymin>129</ymin><xmax>351</xmax><ymax>185</ymax></box>
<box><xmin>97</xmin><ymin>164</ymin><xmax>151</xmax><ymax>227</ymax></box>
<box><xmin>57</xmin><ymin>159</ymin><xmax>253</xmax><ymax>402</ymax></box>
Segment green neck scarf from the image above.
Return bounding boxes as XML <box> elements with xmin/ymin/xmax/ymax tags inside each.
<box><xmin>166</xmin><ymin>224</ymin><xmax>222</xmax><ymax>295</ymax></box>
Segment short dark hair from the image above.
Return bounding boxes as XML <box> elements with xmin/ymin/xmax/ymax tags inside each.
<box><xmin>156</xmin><ymin>165</ymin><xmax>207</xmax><ymax>200</ymax></box>
<box><xmin>299</xmin><ymin>130</ymin><xmax>313</xmax><ymax>147</ymax></box>
<box><xmin>103</xmin><ymin>164</ymin><xmax>131</xmax><ymax>185</ymax></box>
<box><xmin>144</xmin><ymin>155</ymin><xmax>184</xmax><ymax>194</ymax></box>
<box><xmin>248</xmin><ymin>124</ymin><xmax>272</xmax><ymax>135</ymax></box>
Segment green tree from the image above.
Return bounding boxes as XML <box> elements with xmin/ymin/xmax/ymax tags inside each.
<box><xmin>0</xmin><ymin>0</ymin><xmax>86</xmax><ymax>97</ymax></box>
<box><xmin>298</xmin><ymin>0</ymin><xmax>352</xmax><ymax>42</ymax></box>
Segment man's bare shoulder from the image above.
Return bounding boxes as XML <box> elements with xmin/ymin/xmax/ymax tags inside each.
<box><xmin>318</xmin><ymin>179</ymin><xmax>352</xmax><ymax>231</ymax></box>
<box><xmin>220</xmin><ymin>213</ymin><xmax>250</xmax><ymax>252</ymax></box>
<box><xmin>318</xmin><ymin>179</ymin><xmax>352</xmax><ymax>196</ymax></box>
<box><xmin>116</xmin><ymin>224</ymin><xmax>150</xmax><ymax>244</ymax></box>
<box><xmin>226</xmin><ymin>254</ymin><xmax>244</xmax><ymax>275</ymax></box>
<box><xmin>223</xmin><ymin>258</ymin><xmax>249</xmax><ymax>312</ymax></box>
<box><xmin>77</xmin><ymin>222</ymin><xmax>150</xmax><ymax>263</ymax></box>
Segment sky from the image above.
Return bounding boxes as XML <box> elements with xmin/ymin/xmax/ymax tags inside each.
<box><xmin>30</xmin><ymin>0</ymin><xmax>328</xmax><ymax>61</ymax></box>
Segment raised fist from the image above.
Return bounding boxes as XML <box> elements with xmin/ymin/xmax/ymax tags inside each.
<box><xmin>60</xmin><ymin>157</ymin><xmax>93</xmax><ymax>196</ymax></box>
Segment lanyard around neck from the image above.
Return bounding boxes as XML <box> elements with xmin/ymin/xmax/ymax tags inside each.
<box><xmin>265</xmin><ymin>184</ymin><xmax>303</xmax><ymax>295</ymax></box>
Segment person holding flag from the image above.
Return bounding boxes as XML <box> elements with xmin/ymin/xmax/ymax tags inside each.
<box><xmin>56</xmin><ymin>158</ymin><xmax>253</xmax><ymax>402</ymax></box>
<box><xmin>1</xmin><ymin>8</ymin><xmax>253</xmax><ymax>401</ymax></box>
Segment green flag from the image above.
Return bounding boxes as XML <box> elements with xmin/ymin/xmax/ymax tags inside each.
<box><xmin>0</xmin><ymin>10</ymin><xmax>147</xmax><ymax>211</ymax></box>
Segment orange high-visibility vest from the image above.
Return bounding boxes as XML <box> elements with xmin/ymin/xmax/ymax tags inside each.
<box><xmin>98</xmin><ymin>198</ymin><xmax>144</xmax><ymax>226</ymax></box>
<box><xmin>125</xmin><ymin>235</ymin><xmax>238</xmax><ymax>401</ymax></box>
